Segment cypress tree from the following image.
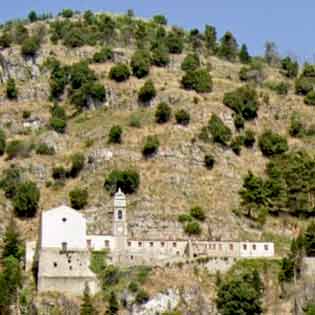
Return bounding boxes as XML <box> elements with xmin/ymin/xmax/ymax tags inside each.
<box><xmin>80</xmin><ymin>284</ymin><xmax>97</xmax><ymax>315</ymax></box>
<box><xmin>239</xmin><ymin>44</ymin><xmax>251</xmax><ymax>64</ymax></box>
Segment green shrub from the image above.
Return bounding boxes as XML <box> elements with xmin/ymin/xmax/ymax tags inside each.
<box><xmin>184</xmin><ymin>221</ymin><xmax>201</xmax><ymax>235</ymax></box>
<box><xmin>190</xmin><ymin>206</ymin><xmax>206</xmax><ymax>221</ymax></box>
<box><xmin>131</xmin><ymin>50</ymin><xmax>151</xmax><ymax>78</ymax></box>
<box><xmin>204</xmin><ymin>24</ymin><xmax>217</xmax><ymax>52</ymax></box>
<box><xmin>266</xmin><ymin>81</ymin><xmax>289</xmax><ymax>95</ymax></box>
<box><xmin>50</xmin><ymin>117</ymin><xmax>67</xmax><ymax>133</ymax></box>
<box><xmin>0</xmin><ymin>166</ymin><xmax>22</xmax><ymax>199</ymax></box>
<box><xmin>22</xmin><ymin>110</ymin><xmax>31</xmax><ymax>119</ymax></box>
<box><xmin>135</xmin><ymin>289</ymin><xmax>150</xmax><ymax>304</ymax></box>
<box><xmin>223</xmin><ymin>85</ymin><xmax>259</xmax><ymax>120</ymax></box>
<box><xmin>63</xmin><ymin>28</ymin><xmax>85</xmax><ymax>48</ymax></box>
<box><xmin>52</xmin><ymin>166</ymin><xmax>67</xmax><ymax>180</ymax></box>
<box><xmin>295</xmin><ymin>77</ymin><xmax>313</xmax><ymax>95</ymax></box>
<box><xmin>302</xmin><ymin>63</ymin><xmax>315</xmax><ymax>78</ymax></box>
<box><xmin>204</xmin><ymin>154</ymin><xmax>215</xmax><ymax>170</ymax></box>
<box><xmin>128</xmin><ymin>281</ymin><xmax>139</xmax><ymax>293</ymax></box>
<box><xmin>21</xmin><ymin>37</ymin><xmax>40</xmax><ymax>57</ymax></box>
<box><xmin>166</xmin><ymin>31</ymin><xmax>184</xmax><ymax>54</ymax></box>
<box><xmin>208</xmin><ymin>114</ymin><xmax>232</xmax><ymax>145</ymax></box>
<box><xmin>13</xmin><ymin>181</ymin><xmax>40</xmax><ymax>217</ymax></box>
<box><xmin>281</xmin><ymin>57</ymin><xmax>298</xmax><ymax>78</ymax></box>
<box><xmin>218</xmin><ymin>32</ymin><xmax>238</xmax><ymax>61</ymax></box>
<box><xmin>153</xmin><ymin>15</ymin><xmax>167</xmax><ymax>25</ymax></box>
<box><xmin>0</xmin><ymin>129</ymin><xmax>6</xmax><ymax>155</ymax></box>
<box><xmin>181</xmin><ymin>68</ymin><xmax>213</xmax><ymax>93</ymax></box>
<box><xmin>289</xmin><ymin>112</ymin><xmax>304</xmax><ymax>137</ymax></box>
<box><xmin>181</xmin><ymin>53</ymin><xmax>200</xmax><ymax>72</ymax></box>
<box><xmin>108</xmin><ymin>125</ymin><xmax>123</xmax><ymax>144</ymax></box>
<box><xmin>61</xmin><ymin>9</ymin><xmax>74</xmax><ymax>18</ymax></box>
<box><xmin>0</xmin><ymin>32</ymin><xmax>12</xmax><ymax>48</ymax></box>
<box><xmin>151</xmin><ymin>45</ymin><xmax>170</xmax><ymax>67</ymax></box>
<box><xmin>6</xmin><ymin>140</ymin><xmax>31</xmax><ymax>160</ymax></box>
<box><xmin>69</xmin><ymin>153</ymin><xmax>85</xmax><ymax>178</ymax></box>
<box><xmin>231</xmin><ymin>136</ymin><xmax>244</xmax><ymax>155</ymax></box>
<box><xmin>258</xmin><ymin>130</ymin><xmax>288</xmax><ymax>157</ymax></box>
<box><xmin>175</xmin><ymin>109</ymin><xmax>190</xmax><ymax>126</ymax></box>
<box><xmin>49</xmin><ymin>61</ymin><xmax>69</xmax><ymax>99</ymax></box>
<box><xmin>138</xmin><ymin>80</ymin><xmax>156</xmax><ymax>103</ymax></box>
<box><xmin>142</xmin><ymin>135</ymin><xmax>160</xmax><ymax>157</ymax></box>
<box><xmin>233</xmin><ymin>114</ymin><xmax>245</xmax><ymax>130</ymax></box>
<box><xmin>35</xmin><ymin>143</ymin><xmax>55</xmax><ymax>155</ymax></box>
<box><xmin>92</xmin><ymin>47</ymin><xmax>113</xmax><ymax>63</ymax></box>
<box><xmin>28</xmin><ymin>11</ymin><xmax>38</xmax><ymax>22</ymax></box>
<box><xmin>305</xmin><ymin>90</ymin><xmax>315</xmax><ymax>105</ymax></box>
<box><xmin>239</xmin><ymin>44</ymin><xmax>251</xmax><ymax>64</ymax></box>
<box><xmin>155</xmin><ymin>102</ymin><xmax>171</xmax><ymax>123</ymax></box>
<box><xmin>304</xmin><ymin>221</ymin><xmax>315</xmax><ymax>257</ymax></box>
<box><xmin>178</xmin><ymin>214</ymin><xmax>192</xmax><ymax>223</ymax></box>
<box><xmin>109</xmin><ymin>63</ymin><xmax>131</xmax><ymax>82</ymax></box>
<box><xmin>199</xmin><ymin>126</ymin><xmax>211</xmax><ymax>143</ymax></box>
<box><xmin>69</xmin><ymin>187</ymin><xmax>88</xmax><ymax>210</ymax></box>
<box><xmin>243</xmin><ymin>129</ymin><xmax>256</xmax><ymax>147</ymax></box>
<box><xmin>129</xmin><ymin>113</ymin><xmax>141</xmax><ymax>128</ymax></box>
<box><xmin>104</xmin><ymin>169</ymin><xmax>140</xmax><ymax>194</ymax></box>
<box><xmin>6</xmin><ymin>79</ymin><xmax>18</xmax><ymax>100</ymax></box>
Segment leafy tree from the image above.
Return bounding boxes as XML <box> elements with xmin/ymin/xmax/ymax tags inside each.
<box><xmin>49</xmin><ymin>103</ymin><xmax>67</xmax><ymax>133</ymax></box>
<box><xmin>223</xmin><ymin>85</ymin><xmax>259</xmax><ymax>120</ymax></box>
<box><xmin>80</xmin><ymin>284</ymin><xmax>97</xmax><ymax>315</ymax></box>
<box><xmin>218</xmin><ymin>32</ymin><xmax>238</xmax><ymax>61</ymax></box>
<box><xmin>151</xmin><ymin>45</ymin><xmax>170</xmax><ymax>67</ymax></box>
<box><xmin>2</xmin><ymin>218</ymin><xmax>24</xmax><ymax>261</ymax></box>
<box><xmin>130</xmin><ymin>50</ymin><xmax>151</xmax><ymax>78</ymax></box>
<box><xmin>278</xmin><ymin>256</ymin><xmax>295</xmax><ymax>283</ymax></box>
<box><xmin>155</xmin><ymin>102</ymin><xmax>172</xmax><ymax>123</ymax></box>
<box><xmin>208</xmin><ymin>114</ymin><xmax>232</xmax><ymax>145</ymax></box>
<box><xmin>281</xmin><ymin>57</ymin><xmax>298</xmax><ymax>78</ymax></box>
<box><xmin>289</xmin><ymin>112</ymin><xmax>304</xmax><ymax>137</ymax></box>
<box><xmin>92</xmin><ymin>47</ymin><xmax>113</xmax><ymax>63</ymax></box>
<box><xmin>69</xmin><ymin>153</ymin><xmax>85</xmax><ymax>178</ymax></box>
<box><xmin>233</xmin><ymin>114</ymin><xmax>244</xmax><ymax>130</ymax></box>
<box><xmin>204</xmin><ymin>154</ymin><xmax>215</xmax><ymax>169</ymax></box>
<box><xmin>305</xmin><ymin>303</ymin><xmax>315</xmax><ymax>315</ymax></box>
<box><xmin>28</xmin><ymin>11</ymin><xmax>38</xmax><ymax>22</ymax></box>
<box><xmin>142</xmin><ymin>135</ymin><xmax>160</xmax><ymax>157</ymax></box>
<box><xmin>264</xmin><ymin>41</ymin><xmax>280</xmax><ymax>66</ymax></box>
<box><xmin>295</xmin><ymin>77</ymin><xmax>314</xmax><ymax>95</ymax></box>
<box><xmin>104</xmin><ymin>169</ymin><xmax>140</xmax><ymax>194</ymax></box>
<box><xmin>184</xmin><ymin>221</ymin><xmax>201</xmax><ymax>235</ymax></box>
<box><xmin>305</xmin><ymin>221</ymin><xmax>315</xmax><ymax>257</ymax></box>
<box><xmin>302</xmin><ymin>63</ymin><xmax>315</xmax><ymax>78</ymax></box>
<box><xmin>216</xmin><ymin>270</ymin><xmax>263</xmax><ymax>315</ymax></box>
<box><xmin>0</xmin><ymin>32</ymin><xmax>12</xmax><ymax>48</ymax></box>
<box><xmin>258</xmin><ymin>130</ymin><xmax>288</xmax><ymax>157</ymax></box>
<box><xmin>175</xmin><ymin>109</ymin><xmax>190</xmax><ymax>126</ymax></box>
<box><xmin>108</xmin><ymin>125</ymin><xmax>123</xmax><ymax>144</ymax></box>
<box><xmin>166</xmin><ymin>31</ymin><xmax>184</xmax><ymax>54</ymax></box>
<box><xmin>239</xmin><ymin>44</ymin><xmax>251</xmax><ymax>63</ymax></box>
<box><xmin>304</xmin><ymin>90</ymin><xmax>315</xmax><ymax>105</ymax></box>
<box><xmin>190</xmin><ymin>206</ymin><xmax>205</xmax><ymax>221</ymax></box>
<box><xmin>0</xmin><ymin>165</ymin><xmax>22</xmax><ymax>199</ymax></box>
<box><xmin>61</xmin><ymin>9</ymin><xmax>74</xmax><ymax>18</ymax></box>
<box><xmin>138</xmin><ymin>80</ymin><xmax>156</xmax><ymax>103</ymax></box>
<box><xmin>109</xmin><ymin>63</ymin><xmax>131</xmax><ymax>82</ymax></box>
<box><xmin>69</xmin><ymin>188</ymin><xmax>88</xmax><ymax>210</ymax></box>
<box><xmin>49</xmin><ymin>60</ymin><xmax>69</xmax><ymax>99</ymax></box>
<box><xmin>21</xmin><ymin>36</ymin><xmax>40</xmax><ymax>57</ymax></box>
<box><xmin>243</xmin><ymin>129</ymin><xmax>256</xmax><ymax>148</ymax></box>
<box><xmin>181</xmin><ymin>53</ymin><xmax>200</xmax><ymax>72</ymax></box>
<box><xmin>13</xmin><ymin>181</ymin><xmax>40</xmax><ymax>217</ymax></box>
<box><xmin>153</xmin><ymin>15</ymin><xmax>167</xmax><ymax>25</ymax></box>
<box><xmin>0</xmin><ymin>128</ymin><xmax>6</xmax><ymax>155</ymax></box>
<box><xmin>6</xmin><ymin>78</ymin><xmax>18</xmax><ymax>100</ymax></box>
<box><xmin>106</xmin><ymin>291</ymin><xmax>119</xmax><ymax>315</ymax></box>
<box><xmin>204</xmin><ymin>25</ymin><xmax>217</xmax><ymax>52</ymax></box>
<box><xmin>181</xmin><ymin>68</ymin><xmax>213</xmax><ymax>93</ymax></box>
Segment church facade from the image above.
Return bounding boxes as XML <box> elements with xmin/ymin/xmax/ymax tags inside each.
<box><xmin>26</xmin><ymin>189</ymin><xmax>275</xmax><ymax>295</ymax></box>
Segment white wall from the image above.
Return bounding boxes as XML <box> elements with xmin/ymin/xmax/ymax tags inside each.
<box><xmin>240</xmin><ymin>242</ymin><xmax>274</xmax><ymax>258</ymax></box>
<box><xmin>87</xmin><ymin>235</ymin><xmax>115</xmax><ymax>251</ymax></box>
<box><xmin>41</xmin><ymin>206</ymin><xmax>87</xmax><ymax>250</ymax></box>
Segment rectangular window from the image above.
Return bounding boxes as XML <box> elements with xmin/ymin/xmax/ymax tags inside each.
<box><xmin>138</xmin><ymin>242</ymin><xmax>142</xmax><ymax>247</ymax></box>
<box><xmin>105</xmin><ymin>240</ymin><xmax>110</xmax><ymax>248</ymax></box>
<box><xmin>62</xmin><ymin>242</ymin><xmax>67</xmax><ymax>251</ymax></box>
<box><xmin>253</xmin><ymin>244</ymin><xmax>256</xmax><ymax>250</ymax></box>
<box><xmin>161</xmin><ymin>242</ymin><xmax>165</xmax><ymax>247</ymax></box>
<box><xmin>87</xmin><ymin>240</ymin><xmax>91</xmax><ymax>249</ymax></box>
<box><xmin>128</xmin><ymin>241</ymin><xmax>131</xmax><ymax>247</ymax></box>
<box><xmin>150</xmin><ymin>242</ymin><xmax>154</xmax><ymax>247</ymax></box>
<box><xmin>243</xmin><ymin>244</ymin><xmax>247</xmax><ymax>250</ymax></box>
<box><xmin>219</xmin><ymin>244</ymin><xmax>222</xmax><ymax>250</ymax></box>
<box><xmin>229</xmin><ymin>244</ymin><xmax>233</xmax><ymax>250</ymax></box>
<box><xmin>264</xmin><ymin>244</ymin><xmax>269</xmax><ymax>251</ymax></box>
<box><xmin>173</xmin><ymin>242</ymin><xmax>177</xmax><ymax>248</ymax></box>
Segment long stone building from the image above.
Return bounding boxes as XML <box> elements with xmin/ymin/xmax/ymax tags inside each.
<box><xmin>26</xmin><ymin>189</ymin><xmax>275</xmax><ymax>295</ymax></box>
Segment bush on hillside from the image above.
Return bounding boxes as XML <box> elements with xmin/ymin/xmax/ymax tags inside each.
<box><xmin>49</xmin><ymin>103</ymin><xmax>67</xmax><ymax>133</ymax></box>
<box><xmin>231</xmin><ymin>135</ymin><xmax>244</xmax><ymax>155</ymax></box>
<box><xmin>218</xmin><ymin>31</ymin><xmax>238</xmax><ymax>61</ymax></box>
<box><xmin>69</xmin><ymin>153</ymin><xmax>85</xmax><ymax>178</ymax></box>
<box><xmin>35</xmin><ymin>143</ymin><xmax>55</xmax><ymax>156</ymax></box>
<box><xmin>304</xmin><ymin>90</ymin><xmax>315</xmax><ymax>105</ymax></box>
<box><xmin>0</xmin><ymin>32</ymin><xmax>12</xmax><ymax>48</ymax></box>
<box><xmin>60</xmin><ymin>9</ymin><xmax>74</xmax><ymax>18</ymax></box>
<box><xmin>184</xmin><ymin>221</ymin><xmax>201</xmax><ymax>235</ymax></box>
<box><xmin>239</xmin><ymin>44</ymin><xmax>251</xmax><ymax>64</ymax></box>
<box><xmin>138</xmin><ymin>80</ymin><xmax>156</xmax><ymax>103</ymax></box>
<box><xmin>243</xmin><ymin>129</ymin><xmax>256</xmax><ymax>148</ymax></box>
<box><xmin>208</xmin><ymin>114</ymin><xmax>232</xmax><ymax>145</ymax></box>
<box><xmin>295</xmin><ymin>77</ymin><xmax>313</xmax><ymax>95</ymax></box>
<box><xmin>69</xmin><ymin>188</ymin><xmax>88</xmax><ymax>210</ymax></box>
<box><xmin>289</xmin><ymin>112</ymin><xmax>304</xmax><ymax>137</ymax></box>
<box><xmin>204</xmin><ymin>154</ymin><xmax>215</xmax><ymax>170</ymax></box>
<box><xmin>155</xmin><ymin>102</ymin><xmax>171</xmax><ymax>123</ymax></box>
<box><xmin>181</xmin><ymin>53</ymin><xmax>200</xmax><ymax>72</ymax></box>
<box><xmin>166</xmin><ymin>31</ymin><xmax>184</xmax><ymax>54</ymax></box>
<box><xmin>258</xmin><ymin>130</ymin><xmax>288</xmax><ymax>157</ymax></box>
<box><xmin>109</xmin><ymin>63</ymin><xmax>131</xmax><ymax>82</ymax></box>
<box><xmin>223</xmin><ymin>85</ymin><xmax>259</xmax><ymax>120</ymax></box>
<box><xmin>151</xmin><ymin>45</ymin><xmax>170</xmax><ymax>67</ymax></box>
<box><xmin>175</xmin><ymin>109</ymin><xmax>190</xmax><ymax>126</ymax></box>
<box><xmin>92</xmin><ymin>47</ymin><xmax>113</xmax><ymax>63</ymax></box>
<box><xmin>108</xmin><ymin>125</ymin><xmax>123</xmax><ymax>144</ymax></box>
<box><xmin>104</xmin><ymin>169</ymin><xmax>140</xmax><ymax>194</ymax></box>
<box><xmin>0</xmin><ymin>129</ymin><xmax>6</xmax><ymax>156</ymax></box>
<box><xmin>190</xmin><ymin>206</ymin><xmax>206</xmax><ymax>221</ymax></box>
<box><xmin>233</xmin><ymin>114</ymin><xmax>245</xmax><ymax>130</ymax></box>
<box><xmin>204</xmin><ymin>24</ymin><xmax>217</xmax><ymax>52</ymax></box>
<box><xmin>281</xmin><ymin>57</ymin><xmax>298</xmax><ymax>78</ymax></box>
<box><xmin>181</xmin><ymin>68</ymin><xmax>213</xmax><ymax>93</ymax></box>
<box><xmin>6</xmin><ymin>79</ymin><xmax>18</xmax><ymax>100</ymax></box>
<box><xmin>52</xmin><ymin>166</ymin><xmax>67</xmax><ymax>181</ymax></box>
<box><xmin>21</xmin><ymin>37</ymin><xmax>40</xmax><ymax>57</ymax></box>
<box><xmin>0</xmin><ymin>166</ymin><xmax>22</xmax><ymax>199</ymax></box>
<box><xmin>130</xmin><ymin>50</ymin><xmax>151</xmax><ymax>78</ymax></box>
<box><xmin>6</xmin><ymin>140</ymin><xmax>32</xmax><ymax>160</ymax></box>
<box><xmin>142</xmin><ymin>135</ymin><xmax>160</xmax><ymax>157</ymax></box>
<box><xmin>152</xmin><ymin>15</ymin><xmax>167</xmax><ymax>25</ymax></box>
<box><xmin>13</xmin><ymin>181</ymin><xmax>40</xmax><ymax>217</ymax></box>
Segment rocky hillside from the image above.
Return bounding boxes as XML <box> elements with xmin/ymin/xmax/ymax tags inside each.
<box><xmin>0</xmin><ymin>8</ymin><xmax>315</xmax><ymax>314</ymax></box>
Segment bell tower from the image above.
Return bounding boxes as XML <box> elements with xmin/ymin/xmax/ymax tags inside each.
<box><xmin>113</xmin><ymin>188</ymin><xmax>127</xmax><ymax>252</ymax></box>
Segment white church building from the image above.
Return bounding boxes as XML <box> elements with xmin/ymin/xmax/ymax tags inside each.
<box><xmin>26</xmin><ymin>189</ymin><xmax>275</xmax><ymax>295</ymax></box>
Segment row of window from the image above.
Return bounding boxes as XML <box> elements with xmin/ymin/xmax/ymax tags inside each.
<box><xmin>128</xmin><ymin>241</ymin><xmax>177</xmax><ymax>248</ymax></box>
<box><xmin>197</xmin><ymin>243</ymin><xmax>269</xmax><ymax>251</ymax></box>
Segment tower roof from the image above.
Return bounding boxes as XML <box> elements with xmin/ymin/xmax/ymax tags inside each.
<box><xmin>115</xmin><ymin>188</ymin><xmax>125</xmax><ymax>199</ymax></box>
<box><xmin>114</xmin><ymin>188</ymin><xmax>126</xmax><ymax>207</ymax></box>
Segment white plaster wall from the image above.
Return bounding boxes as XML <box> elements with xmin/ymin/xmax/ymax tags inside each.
<box><xmin>41</xmin><ymin>206</ymin><xmax>87</xmax><ymax>250</ymax></box>
<box><xmin>25</xmin><ymin>241</ymin><xmax>36</xmax><ymax>272</ymax></box>
<box><xmin>240</xmin><ymin>242</ymin><xmax>274</xmax><ymax>258</ymax></box>
<box><xmin>193</xmin><ymin>241</ymin><xmax>241</xmax><ymax>257</ymax></box>
<box><xmin>87</xmin><ymin>235</ymin><xmax>115</xmax><ymax>251</ymax></box>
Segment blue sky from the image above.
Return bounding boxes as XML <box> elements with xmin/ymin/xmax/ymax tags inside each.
<box><xmin>1</xmin><ymin>1</ymin><xmax>314</xmax><ymax>62</ymax></box>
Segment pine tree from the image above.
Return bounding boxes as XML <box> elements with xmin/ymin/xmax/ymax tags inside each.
<box><xmin>218</xmin><ymin>32</ymin><xmax>238</xmax><ymax>61</ymax></box>
<box><xmin>204</xmin><ymin>25</ymin><xmax>217</xmax><ymax>52</ymax></box>
<box><xmin>239</xmin><ymin>44</ymin><xmax>251</xmax><ymax>64</ymax></box>
<box><xmin>80</xmin><ymin>284</ymin><xmax>97</xmax><ymax>315</ymax></box>
<box><xmin>105</xmin><ymin>291</ymin><xmax>119</xmax><ymax>315</ymax></box>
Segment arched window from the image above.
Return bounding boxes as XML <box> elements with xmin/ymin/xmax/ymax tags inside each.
<box><xmin>118</xmin><ymin>210</ymin><xmax>123</xmax><ymax>220</ymax></box>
